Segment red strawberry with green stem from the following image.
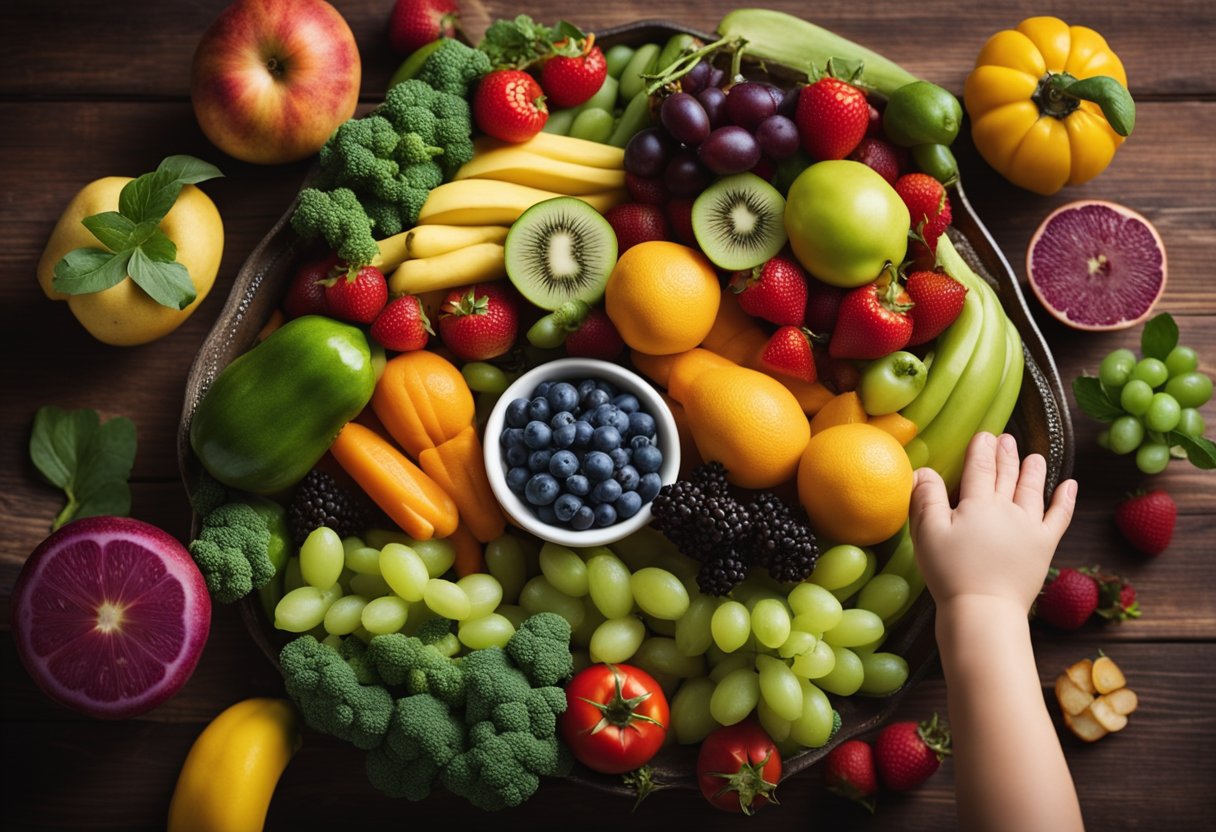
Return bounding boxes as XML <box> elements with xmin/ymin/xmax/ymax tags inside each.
<box><xmin>323</xmin><ymin>265</ymin><xmax>388</xmax><ymax>325</ymax></box>
<box><xmin>761</xmin><ymin>326</ymin><xmax>818</xmax><ymax>383</ymax></box>
<box><xmin>905</xmin><ymin>269</ymin><xmax>968</xmax><ymax>345</ymax></box>
<box><xmin>804</xmin><ymin>277</ymin><xmax>846</xmax><ymax>334</ymax></box>
<box><xmin>473</xmin><ymin>70</ymin><xmax>548</xmax><ymax>144</ymax></box>
<box><xmin>370</xmin><ymin>294</ymin><xmax>432</xmax><ymax>352</ymax></box>
<box><xmin>438</xmin><ymin>283</ymin><xmax>519</xmax><ymax>361</ymax></box>
<box><xmin>822</xmin><ymin>739</ymin><xmax>878</xmax><ymax>811</ymax></box>
<box><xmin>284</xmin><ymin>254</ymin><xmax>337</xmax><ymax>318</ymax></box>
<box><xmin>387</xmin><ymin>0</ymin><xmax>462</xmax><ymax>56</ymax></box>
<box><xmin>894</xmin><ymin>173</ymin><xmax>952</xmax><ymax>267</ymax></box>
<box><xmin>795</xmin><ymin>75</ymin><xmax>870</xmax><ymax>161</ymax></box>
<box><xmin>1114</xmin><ymin>490</ymin><xmax>1176</xmax><ymax>556</ymax></box>
<box><xmin>873</xmin><ymin>714</ymin><xmax>952</xmax><ymax>791</ymax></box>
<box><xmin>847</xmin><ymin>136</ymin><xmax>904</xmax><ymax>185</ymax></box>
<box><xmin>540</xmin><ymin>40</ymin><xmax>608</xmax><ymax>109</ymax></box>
<box><xmin>1035</xmin><ymin>567</ymin><xmax>1100</xmax><ymax>630</ymax></box>
<box><xmin>1096</xmin><ymin>574</ymin><xmax>1141</xmax><ymax>622</ymax></box>
<box><xmin>829</xmin><ymin>272</ymin><xmax>914</xmax><ymax>360</ymax></box>
<box><xmin>729</xmin><ymin>255</ymin><xmax>809</xmax><ymax>327</ymax></box>
<box><xmin>564</xmin><ymin>307</ymin><xmax>625</xmax><ymax>361</ymax></box>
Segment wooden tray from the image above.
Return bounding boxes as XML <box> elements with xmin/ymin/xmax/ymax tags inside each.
<box><xmin>177</xmin><ymin>19</ymin><xmax>1074</xmax><ymax>798</ymax></box>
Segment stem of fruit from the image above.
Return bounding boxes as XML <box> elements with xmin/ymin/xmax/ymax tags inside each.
<box><xmin>642</xmin><ymin>36</ymin><xmax>746</xmax><ymax>96</ymax></box>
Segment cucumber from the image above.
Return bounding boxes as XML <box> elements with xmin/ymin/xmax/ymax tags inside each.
<box><xmin>604</xmin><ymin>43</ymin><xmax>636</xmax><ymax>78</ymax></box>
<box><xmin>658</xmin><ymin>33</ymin><xmax>698</xmax><ymax>73</ymax></box>
<box><xmin>619</xmin><ymin>43</ymin><xmax>661</xmax><ymax>104</ymax></box>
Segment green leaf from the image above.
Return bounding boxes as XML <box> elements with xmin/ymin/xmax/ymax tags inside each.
<box><xmin>81</xmin><ymin>211</ymin><xmax>136</xmax><ymax>252</ymax></box>
<box><xmin>138</xmin><ymin>226</ymin><xmax>178</xmax><ymax>262</ymax></box>
<box><xmin>1167</xmin><ymin>431</ymin><xmax>1216</xmax><ymax>469</ymax></box>
<box><xmin>52</xmin><ymin>248</ymin><xmax>131</xmax><ymax>296</ymax></box>
<box><xmin>128</xmin><ymin>248</ymin><xmax>196</xmax><ymax>310</ymax></box>
<box><xmin>119</xmin><ymin>169</ymin><xmax>181</xmax><ymax>225</ymax></box>
<box><xmin>29</xmin><ymin>406</ymin><xmax>136</xmax><ymax>530</ymax></box>
<box><xmin>156</xmin><ymin>154</ymin><xmax>224</xmax><ymax>185</ymax></box>
<box><xmin>1072</xmin><ymin>376</ymin><xmax>1124</xmax><ymax>423</ymax></box>
<box><xmin>30</xmin><ymin>406</ymin><xmax>99</xmax><ymax>490</ymax></box>
<box><xmin>1065</xmin><ymin>75</ymin><xmax>1136</xmax><ymax>136</ymax></box>
<box><xmin>1141</xmin><ymin>312</ymin><xmax>1179</xmax><ymax>360</ymax></box>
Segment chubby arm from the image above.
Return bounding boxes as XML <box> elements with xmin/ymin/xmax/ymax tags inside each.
<box><xmin>911</xmin><ymin>432</ymin><xmax>1083</xmax><ymax>832</ymax></box>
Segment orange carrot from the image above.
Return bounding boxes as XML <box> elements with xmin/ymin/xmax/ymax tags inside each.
<box><xmin>418</xmin><ymin>425</ymin><xmax>506</xmax><ymax>543</ymax></box>
<box><xmin>449</xmin><ymin>521</ymin><xmax>487</xmax><ymax>577</ymax></box>
<box><xmin>869</xmin><ymin>411</ymin><xmax>919</xmax><ymax>446</ymax></box>
<box><xmin>372</xmin><ymin>351</ymin><xmax>474</xmax><ymax>458</ymax></box>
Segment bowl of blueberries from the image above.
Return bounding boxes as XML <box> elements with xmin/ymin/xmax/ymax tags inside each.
<box><xmin>483</xmin><ymin>357</ymin><xmax>681</xmax><ymax>547</ymax></box>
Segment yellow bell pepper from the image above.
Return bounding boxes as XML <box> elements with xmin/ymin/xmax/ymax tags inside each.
<box><xmin>964</xmin><ymin>17</ymin><xmax>1134</xmax><ymax>195</ymax></box>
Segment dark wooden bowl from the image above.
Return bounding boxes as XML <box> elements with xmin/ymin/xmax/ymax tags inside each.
<box><xmin>178</xmin><ymin>18</ymin><xmax>1073</xmax><ymax>799</ymax></box>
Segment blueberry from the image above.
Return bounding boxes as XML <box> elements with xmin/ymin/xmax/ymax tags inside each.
<box><xmin>637</xmin><ymin>472</ymin><xmax>662</xmax><ymax>502</ymax></box>
<box><xmin>553</xmin><ymin>493</ymin><xmax>583</xmax><ymax>522</ymax></box>
<box><xmin>525</xmin><ymin>473</ymin><xmax>560</xmax><ymax>506</ymax></box>
<box><xmin>593</xmin><ymin>503</ymin><xmax>618</xmax><ymax>527</ymax></box>
<box><xmin>592</xmin><ymin>425</ymin><xmax>622</xmax><ymax>452</ymax></box>
<box><xmin>629</xmin><ymin>435</ymin><xmax>652</xmax><ymax>451</ymax></box>
<box><xmin>595</xmin><ymin>380</ymin><xmax>618</xmax><ymax>395</ymax></box>
<box><xmin>583</xmin><ymin>451</ymin><xmax>614</xmax><ymax>482</ymax></box>
<box><xmin>610</xmin><ymin>447</ymin><xmax>632</xmax><ymax>469</ymax></box>
<box><xmin>506</xmin><ymin>466</ymin><xmax>531</xmax><ymax>493</ymax></box>
<box><xmin>571</xmin><ymin>505</ymin><xmax>595</xmax><ymax>530</ymax></box>
<box><xmin>500</xmin><ymin>427</ymin><xmax>524</xmax><ymax>448</ymax></box>
<box><xmin>572</xmin><ymin>420</ymin><xmax>594</xmax><ymax>447</ymax></box>
<box><xmin>549</xmin><ymin>449</ymin><xmax>580</xmax><ymax>479</ymax></box>
<box><xmin>546</xmin><ymin>382</ymin><xmax>579</xmax><ymax>413</ymax></box>
<box><xmin>582</xmin><ymin>387</ymin><xmax>610</xmax><ymax>410</ymax></box>
<box><xmin>523</xmin><ymin>420</ymin><xmax>552</xmax><ymax>449</ymax></box>
<box><xmin>536</xmin><ymin>504</ymin><xmax>558</xmax><ymax>525</ymax></box>
<box><xmin>552</xmin><ymin>423</ymin><xmax>577</xmax><ymax>448</ymax></box>
<box><xmin>591</xmin><ymin>478</ymin><xmax>623</xmax><ymax>505</ymax></box>
<box><xmin>528</xmin><ymin>449</ymin><xmax>554</xmax><ymax>473</ymax></box>
<box><xmin>628</xmin><ymin>411</ymin><xmax>656</xmax><ymax>439</ymax></box>
<box><xmin>505</xmin><ymin>398</ymin><xmax>530</xmax><ymax>428</ymax></box>
<box><xmin>634</xmin><ymin>443</ymin><xmax>663</xmax><ymax>474</ymax></box>
<box><xmin>566</xmin><ymin>474</ymin><xmax>591</xmax><ymax>496</ymax></box>
<box><xmin>506</xmin><ymin>445</ymin><xmax>529</xmax><ymax>468</ymax></box>
<box><xmin>612</xmin><ymin>393</ymin><xmax>640</xmax><ymax>413</ymax></box>
<box><xmin>616</xmin><ymin>490</ymin><xmax>643</xmax><ymax>519</ymax></box>
<box><xmin>527</xmin><ymin>396</ymin><xmax>552</xmax><ymax>422</ymax></box>
<box><xmin>614</xmin><ymin>464</ymin><xmax>640</xmax><ymax>491</ymax></box>
<box><xmin>534</xmin><ymin>381</ymin><xmax>554</xmax><ymax>397</ymax></box>
<box><xmin>550</xmin><ymin>410</ymin><xmax>576</xmax><ymax>428</ymax></box>
<box><xmin>608</xmin><ymin>409</ymin><xmax>632</xmax><ymax>434</ymax></box>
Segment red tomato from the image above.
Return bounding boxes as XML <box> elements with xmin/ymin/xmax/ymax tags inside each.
<box><xmin>560</xmin><ymin>663</ymin><xmax>670</xmax><ymax>775</ymax></box>
<box><xmin>696</xmin><ymin>721</ymin><xmax>782</xmax><ymax>814</ymax></box>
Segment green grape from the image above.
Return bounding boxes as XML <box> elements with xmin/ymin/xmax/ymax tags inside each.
<box><xmin>495</xmin><ymin>603</ymin><xmax>528</xmax><ymax>630</ymax></box>
<box><xmin>461</xmin><ymin>361</ymin><xmax>511</xmax><ymax>394</ymax></box>
<box><xmin>457</xmin><ymin>573</ymin><xmax>504</xmax><ymax>619</ymax></box>
<box><xmin>788</xmin><ymin>680</ymin><xmax>835</xmax><ymax>748</ymax></box>
<box><xmin>857</xmin><ymin>574</ymin><xmax>911</xmax><ymax>621</ymax></box>
<box><xmin>1145</xmin><ymin>392</ymin><xmax>1182</xmax><ymax>432</ymax></box>
<box><xmin>571</xmin><ymin>598</ymin><xmax>607</xmax><ymax>649</ymax></box>
<box><xmin>519</xmin><ymin>575</ymin><xmax>585</xmax><ymax>629</ymax></box>
<box><xmin>1098</xmin><ymin>348</ymin><xmax>1137</xmax><ymax>389</ymax></box>
<box><xmin>423</xmin><ymin>579</ymin><xmax>472</xmax><ymax>621</ymax></box>
<box><xmin>403</xmin><ymin>599</ymin><xmax>437</xmax><ymax>634</ymax></box>
<box><xmin>300</xmin><ymin>527</ymin><xmax>344</xmax><ymax>589</ymax></box>
<box><xmin>412</xmin><ymin>539</ymin><xmax>456</xmax><ymax>578</ymax></box>
<box><xmin>1135</xmin><ymin>442</ymin><xmax>1171</xmax><ymax>475</ymax></box>
<box><xmin>485</xmin><ymin>534</ymin><xmax>528</xmax><ymax>603</ymax></box>
<box><xmin>1132</xmin><ymin>357</ymin><xmax>1169</xmax><ymax>388</ymax></box>
<box><xmin>1178</xmin><ymin>408</ymin><xmax>1206</xmax><ymax>438</ymax></box>
<box><xmin>790</xmin><ymin>639</ymin><xmax>836</xmax><ymax>679</ymax></box>
<box><xmin>778</xmin><ymin>630</ymin><xmax>817</xmax><ymax>659</ymax></box>
<box><xmin>458</xmin><ymin>613</ymin><xmax>516</xmax><ymax>649</ymax></box>
<box><xmin>808</xmin><ymin>545</ymin><xmax>869</xmax><ymax>590</ymax></box>
<box><xmin>633</xmin><ymin>637</ymin><xmax>705</xmax><ymax>678</ymax></box>
<box><xmin>654</xmin><ymin>550</ymin><xmax>701</xmax><ymax>589</ymax></box>
<box><xmin>587</xmin><ymin>552</ymin><xmax>634</xmax><ymax>618</ymax></box>
<box><xmin>830</xmin><ymin>550</ymin><xmax>877</xmax><ymax>603</ymax></box>
<box><xmin>1109</xmin><ymin>415</ymin><xmax>1145</xmax><ymax>455</ymax></box>
<box><xmin>710</xmin><ymin>668</ymin><xmax>761</xmax><ymax>726</ymax></box>
<box><xmin>675</xmin><ymin>594</ymin><xmax>716</xmax><ymax>657</ymax></box>
<box><xmin>751</xmin><ymin>598</ymin><xmax>792</xmax><ymax>649</ymax></box>
<box><xmin>282</xmin><ymin>556</ymin><xmax>304</xmax><ymax>594</ymax></box>
<box><xmin>323</xmin><ymin>594</ymin><xmax>368</xmax><ymax>636</ymax></box>
<box><xmin>539</xmin><ymin>542</ymin><xmax>590</xmax><ymax>597</ymax></box>
<box><xmin>342</xmin><ymin>535</ymin><xmax>365</xmax><ymax>556</ymax></box>
<box><xmin>858</xmin><ymin>652</ymin><xmax>909</xmax><ymax>695</ymax></box>
<box><xmin>815</xmin><ymin>646</ymin><xmax>864</xmax><ymax>696</ymax></box>
<box><xmin>711</xmin><ymin>600</ymin><xmax>751</xmax><ymax>653</ymax></box>
<box><xmin>321</xmin><ymin>632</ymin><xmax>343</xmax><ymax>649</ymax></box>
<box><xmin>756</xmin><ymin>654</ymin><xmax>804</xmax><ymax>722</ymax></box>
<box><xmin>275</xmin><ymin>586</ymin><xmax>335</xmax><ymax>632</ymax></box>
<box><xmin>631</xmin><ymin>567</ymin><xmax>691</xmax><ymax>620</ymax></box>
<box><xmin>348</xmin><ymin>572</ymin><xmax>391</xmax><ymax>598</ymax></box>
<box><xmin>361</xmin><ymin>595</ymin><xmax>410</xmax><ymax>634</ymax></box>
<box><xmin>1165</xmin><ymin>372</ymin><xmax>1213</xmax><ymax>408</ymax></box>
<box><xmin>379</xmin><ymin>543</ymin><xmax>430</xmax><ymax>602</ymax></box>
<box><xmin>589</xmin><ymin>617</ymin><xmax>647</xmax><ymax>664</ymax></box>
<box><xmin>788</xmin><ymin>582</ymin><xmax>843</xmax><ymax>633</ymax></box>
<box><xmin>822</xmin><ymin>608</ymin><xmax>884</xmax><ymax>648</ymax></box>
<box><xmin>709</xmin><ymin>651</ymin><xmax>755</xmax><ymax>682</ymax></box>
<box><xmin>671</xmin><ymin>677</ymin><xmax>719</xmax><ymax>745</ymax></box>
<box><xmin>345</xmin><ymin>545</ymin><xmax>382</xmax><ymax>576</ymax></box>
<box><xmin>570</xmin><ymin>107</ymin><xmax>614</xmax><ymax>142</ymax></box>
<box><xmin>1096</xmin><ymin>429</ymin><xmax>1111</xmax><ymax>450</ymax></box>
<box><xmin>1120</xmin><ymin>379</ymin><xmax>1154</xmax><ymax>416</ymax></box>
<box><xmin>1165</xmin><ymin>346</ymin><xmax>1199</xmax><ymax>377</ymax></box>
<box><xmin>756</xmin><ymin>696</ymin><xmax>793</xmax><ymax>743</ymax></box>
<box><xmin>363</xmin><ymin>528</ymin><xmax>409</xmax><ymax>550</ymax></box>
<box><xmin>604</xmin><ymin>43</ymin><xmax>636</xmax><ymax>79</ymax></box>
<box><xmin>646</xmin><ymin>615</ymin><xmax>677</xmax><ymax>637</ymax></box>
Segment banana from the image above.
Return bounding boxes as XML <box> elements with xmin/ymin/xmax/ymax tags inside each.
<box><xmin>389</xmin><ymin>242</ymin><xmax>506</xmax><ymax>295</ymax></box>
<box><xmin>372</xmin><ymin>230</ymin><xmax>411</xmax><ymax>273</ymax></box>
<box><xmin>167</xmin><ymin>698</ymin><xmax>301</xmax><ymax>832</ymax></box>
<box><xmin>417</xmin><ymin>179</ymin><xmax>626</xmax><ymax>226</ymax></box>
<box><xmin>474</xmin><ymin>131</ymin><xmax>626</xmax><ymax>170</ymax></box>
<box><xmin>405</xmin><ymin>224</ymin><xmax>509</xmax><ymax>259</ymax></box>
<box><xmin>454</xmin><ymin>147</ymin><xmax>626</xmax><ymax>194</ymax></box>
<box><xmin>975</xmin><ymin>313</ymin><xmax>1025</xmax><ymax>437</ymax></box>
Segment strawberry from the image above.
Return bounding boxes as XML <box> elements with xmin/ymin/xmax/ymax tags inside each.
<box><xmin>729</xmin><ymin>255</ymin><xmax>809</xmax><ymax>326</ymax></box>
<box><xmin>822</xmin><ymin>739</ymin><xmax>878</xmax><ymax>810</ymax></box>
<box><xmin>625</xmin><ymin>173</ymin><xmax>668</xmax><ymax>206</ymax></box>
<box><xmin>814</xmin><ymin>346</ymin><xmax>861</xmax><ymax>393</ymax></box>
<box><xmin>795</xmin><ymin>77</ymin><xmax>870</xmax><ymax>161</ymax></box>
<box><xmin>437</xmin><ymin>283</ymin><xmax>519</xmax><ymax>361</ymax></box>
<box><xmin>873</xmin><ymin>714</ymin><xmax>952</xmax><ymax>791</ymax></box>
<box><xmin>864</xmin><ymin>101</ymin><xmax>884</xmax><ymax>137</ymax></box>
<box><xmin>905</xmin><ymin>270</ymin><xmax>968</xmax><ymax>345</ymax></box>
<box><xmin>604</xmin><ymin>203</ymin><xmax>670</xmax><ymax>253</ymax></box>
<box><xmin>1035</xmin><ymin>567</ymin><xmax>1100</xmax><ymax>630</ymax></box>
<box><xmin>540</xmin><ymin>43</ymin><xmax>608</xmax><ymax>109</ymax></box>
<box><xmin>473</xmin><ymin>70</ymin><xmax>548</xmax><ymax>144</ymax></box>
<box><xmin>804</xmin><ymin>276</ymin><xmax>846</xmax><ymax>334</ymax></box>
<box><xmin>323</xmin><ymin>265</ymin><xmax>388</xmax><ymax>324</ymax></box>
<box><xmin>1096</xmin><ymin>574</ymin><xmax>1142</xmax><ymax>622</ymax></box>
<box><xmin>665</xmin><ymin>198</ymin><xmax>698</xmax><ymax>249</ymax></box>
<box><xmin>387</xmin><ymin>0</ymin><xmax>462</xmax><ymax>56</ymax></box>
<box><xmin>761</xmin><ymin>326</ymin><xmax>818</xmax><ymax>382</ymax></box>
<box><xmin>894</xmin><ymin>173</ymin><xmax>952</xmax><ymax>267</ymax></box>
<box><xmin>370</xmin><ymin>294</ymin><xmax>432</xmax><ymax>352</ymax></box>
<box><xmin>829</xmin><ymin>274</ymin><xmax>914</xmax><ymax>359</ymax></box>
<box><xmin>564</xmin><ymin>307</ymin><xmax>625</xmax><ymax>361</ymax></box>
<box><xmin>1114</xmin><ymin>490</ymin><xmax>1177</xmax><ymax>556</ymax></box>
<box><xmin>847</xmin><ymin>136</ymin><xmax>903</xmax><ymax>185</ymax></box>
<box><xmin>284</xmin><ymin>254</ymin><xmax>337</xmax><ymax>318</ymax></box>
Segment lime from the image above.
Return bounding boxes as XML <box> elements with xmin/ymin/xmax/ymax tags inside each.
<box><xmin>883</xmin><ymin>81</ymin><xmax>963</xmax><ymax>148</ymax></box>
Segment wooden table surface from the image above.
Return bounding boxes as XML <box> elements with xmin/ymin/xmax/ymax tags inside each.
<box><xmin>3</xmin><ymin>1</ymin><xmax>1214</xmax><ymax>828</ymax></box>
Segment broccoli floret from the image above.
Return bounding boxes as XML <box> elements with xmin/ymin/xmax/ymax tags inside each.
<box><xmin>367</xmin><ymin>633</ymin><xmax>466</xmax><ymax>707</ymax></box>
<box><xmin>290</xmin><ymin>187</ymin><xmax>379</xmax><ymax>267</ymax></box>
<box><xmin>280</xmin><ymin>635</ymin><xmax>393</xmax><ymax>750</ymax></box>
<box><xmin>366</xmin><ymin>694</ymin><xmax>466</xmax><ymax>801</ymax></box>
<box><xmin>318</xmin><ymin>116</ymin><xmax>402</xmax><ymax>190</ymax></box>
<box><xmin>506</xmin><ymin>612</ymin><xmax>574</xmax><ymax>688</ymax></box>
<box><xmin>187</xmin><ymin>501</ymin><xmax>274</xmax><ymax>604</ymax></box>
<box><xmin>339</xmin><ymin>634</ymin><xmax>382</xmax><ymax>686</ymax></box>
<box><xmin>189</xmin><ymin>470</ymin><xmax>228</xmax><ymax>518</ymax></box>
<box><xmin>415</xmin><ymin>38</ymin><xmax>492</xmax><ymax>99</ymax></box>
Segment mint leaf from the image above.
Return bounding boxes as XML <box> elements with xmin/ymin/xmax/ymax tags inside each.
<box><xmin>157</xmin><ymin>154</ymin><xmax>224</xmax><ymax>186</ymax></box>
<box><xmin>1072</xmin><ymin>376</ymin><xmax>1124</xmax><ymax>423</ymax></box>
<box><xmin>138</xmin><ymin>226</ymin><xmax>178</xmax><ymax>262</ymax></box>
<box><xmin>52</xmin><ymin>248</ymin><xmax>131</xmax><ymax>295</ymax></box>
<box><xmin>119</xmin><ymin>169</ymin><xmax>181</xmax><ymax>225</ymax></box>
<box><xmin>1141</xmin><ymin>313</ymin><xmax>1178</xmax><ymax>360</ymax></box>
<box><xmin>128</xmin><ymin>248</ymin><xmax>195</xmax><ymax>310</ymax></box>
<box><xmin>1168</xmin><ymin>431</ymin><xmax>1216</xmax><ymax>469</ymax></box>
<box><xmin>29</xmin><ymin>405</ymin><xmax>136</xmax><ymax>530</ymax></box>
<box><xmin>81</xmin><ymin>211</ymin><xmax>137</xmax><ymax>251</ymax></box>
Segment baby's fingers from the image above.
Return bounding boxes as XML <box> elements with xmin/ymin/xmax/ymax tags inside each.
<box><xmin>910</xmin><ymin>466</ymin><xmax>952</xmax><ymax>543</ymax></box>
<box><xmin>1043</xmin><ymin>479</ymin><xmax>1078</xmax><ymax>545</ymax></box>
<box><xmin>1013</xmin><ymin>453</ymin><xmax>1047</xmax><ymax>520</ymax></box>
<box><xmin>959</xmin><ymin>432</ymin><xmax>998</xmax><ymax>499</ymax></box>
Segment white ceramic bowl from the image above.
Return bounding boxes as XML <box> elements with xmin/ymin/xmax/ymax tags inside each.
<box><xmin>483</xmin><ymin>357</ymin><xmax>681</xmax><ymax>548</ymax></box>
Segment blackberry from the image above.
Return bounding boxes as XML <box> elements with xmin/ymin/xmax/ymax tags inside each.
<box><xmin>651</xmin><ymin>481</ymin><xmax>749</xmax><ymax>561</ymax></box>
<box><xmin>287</xmin><ymin>469</ymin><xmax>371</xmax><ymax>545</ymax></box>
<box><xmin>650</xmin><ymin>479</ymin><xmax>707</xmax><ymax>552</ymax></box>
<box><xmin>744</xmin><ymin>493</ymin><xmax>819</xmax><ymax>583</ymax></box>
<box><xmin>691</xmin><ymin>461</ymin><xmax>730</xmax><ymax>497</ymax></box>
<box><xmin>697</xmin><ymin>551</ymin><xmax>750</xmax><ymax>596</ymax></box>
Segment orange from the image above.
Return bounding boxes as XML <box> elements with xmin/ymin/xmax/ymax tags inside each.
<box><xmin>868</xmin><ymin>412</ymin><xmax>919</xmax><ymax>447</ymax></box>
<box><xmin>684</xmin><ymin>365</ymin><xmax>810</xmax><ymax>489</ymax></box>
<box><xmin>808</xmin><ymin>391</ymin><xmax>868</xmax><ymax>434</ymax></box>
<box><xmin>604</xmin><ymin>241</ymin><xmax>720</xmax><ymax>355</ymax></box>
<box><xmin>797</xmin><ymin>423</ymin><xmax>913</xmax><ymax>546</ymax></box>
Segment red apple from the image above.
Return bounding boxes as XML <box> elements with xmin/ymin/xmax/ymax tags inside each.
<box><xmin>191</xmin><ymin>0</ymin><xmax>362</xmax><ymax>165</ymax></box>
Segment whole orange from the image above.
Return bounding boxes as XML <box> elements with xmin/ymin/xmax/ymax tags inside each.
<box><xmin>797</xmin><ymin>423</ymin><xmax>913</xmax><ymax>546</ymax></box>
<box><xmin>605</xmin><ymin>241</ymin><xmax>720</xmax><ymax>355</ymax></box>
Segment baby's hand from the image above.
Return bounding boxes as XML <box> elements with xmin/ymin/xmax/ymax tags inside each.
<box><xmin>910</xmin><ymin>432</ymin><xmax>1077</xmax><ymax>613</ymax></box>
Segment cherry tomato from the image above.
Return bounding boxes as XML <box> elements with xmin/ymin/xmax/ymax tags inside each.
<box><xmin>561</xmin><ymin>663</ymin><xmax>670</xmax><ymax>775</ymax></box>
<box><xmin>696</xmin><ymin>721</ymin><xmax>782</xmax><ymax>814</ymax></box>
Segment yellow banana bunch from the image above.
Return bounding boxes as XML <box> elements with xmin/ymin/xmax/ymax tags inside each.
<box><xmin>474</xmin><ymin>132</ymin><xmax>626</xmax><ymax>170</ymax></box>
<box><xmin>168</xmin><ymin>698</ymin><xmax>302</xmax><ymax>832</ymax></box>
<box><xmin>389</xmin><ymin>241</ymin><xmax>507</xmax><ymax>295</ymax></box>
<box><xmin>417</xmin><ymin>179</ymin><xmax>626</xmax><ymax>227</ymax></box>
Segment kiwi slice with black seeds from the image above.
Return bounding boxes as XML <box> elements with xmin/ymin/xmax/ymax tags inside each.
<box><xmin>691</xmin><ymin>173</ymin><xmax>788</xmax><ymax>271</ymax></box>
<box><xmin>504</xmin><ymin>197</ymin><xmax>618</xmax><ymax>310</ymax></box>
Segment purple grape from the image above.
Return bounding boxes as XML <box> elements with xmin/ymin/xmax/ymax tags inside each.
<box><xmin>664</xmin><ymin>150</ymin><xmax>712</xmax><ymax>196</ymax></box>
<box><xmin>707</xmin><ymin>67</ymin><xmax>726</xmax><ymax>88</ymax></box>
<box><xmin>660</xmin><ymin>93</ymin><xmax>711</xmax><ymax>146</ymax></box>
<box><xmin>681</xmin><ymin>61</ymin><xmax>711</xmax><ymax>94</ymax></box>
<box><xmin>755</xmin><ymin>115</ymin><xmax>800</xmax><ymax>160</ymax></box>
<box><xmin>696</xmin><ymin>86</ymin><xmax>728</xmax><ymax>128</ymax></box>
<box><xmin>778</xmin><ymin>86</ymin><xmax>801</xmax><ymax>118</ymax></box>
<box><xmin>624</xmin><ymin>128</ymin><xmax>670</xmax><ymax>178</ymax></box>
<box><xmin>697</xmin><ymin>126</ymin><xmax>761</xmax><ymax>175</ymax></box>
<box><xmin>724</xmin><ymin>82</ymin><xmax>778</xmax><ymax>131</ymax></box>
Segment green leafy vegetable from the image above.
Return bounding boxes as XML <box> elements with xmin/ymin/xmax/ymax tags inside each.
<box><xmin>29</xmin><ymin>405</ymin><xmax>137</xmax><ymax>530</ymax></box>
<box><xmin>1140</xmin><ymin>312</ymin><xmax>1179</xmax><ymax>361</ymax></box>
<box><xmin>1072</xmin><ymin>376</ymin><xmax>1124</xmax><ymax>423</ymax></box>
<box><xmin>477</xmin><ymin>15</ymin><xmax>586</xmax><ymax>69</ymax></box>
<box><xmin>52</xmin><ymin>155</ymin><xmax>222</xmax><ymax>311</ymax></box>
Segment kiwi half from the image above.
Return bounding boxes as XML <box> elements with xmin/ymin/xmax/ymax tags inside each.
<box><xmin>691</xmin><ymin>173</ymin><xmax>788</xmax><ymax>271</ymax></box>
<box><xmin>504</xmin><ymin>197</ymin><xmax>618</xmax><ymax>310</ymax></box>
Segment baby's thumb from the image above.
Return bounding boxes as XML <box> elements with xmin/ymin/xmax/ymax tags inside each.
<box><xmin>910</xmin><ymin>467</ymin><xmax>951</xmax><ymax>542</ymax></box>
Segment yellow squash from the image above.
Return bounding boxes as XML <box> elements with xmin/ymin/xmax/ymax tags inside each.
<box><xmin>964</xmin><ymin>16</ymin><xmax>1133</xmax><ymax>195</ymax></box>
